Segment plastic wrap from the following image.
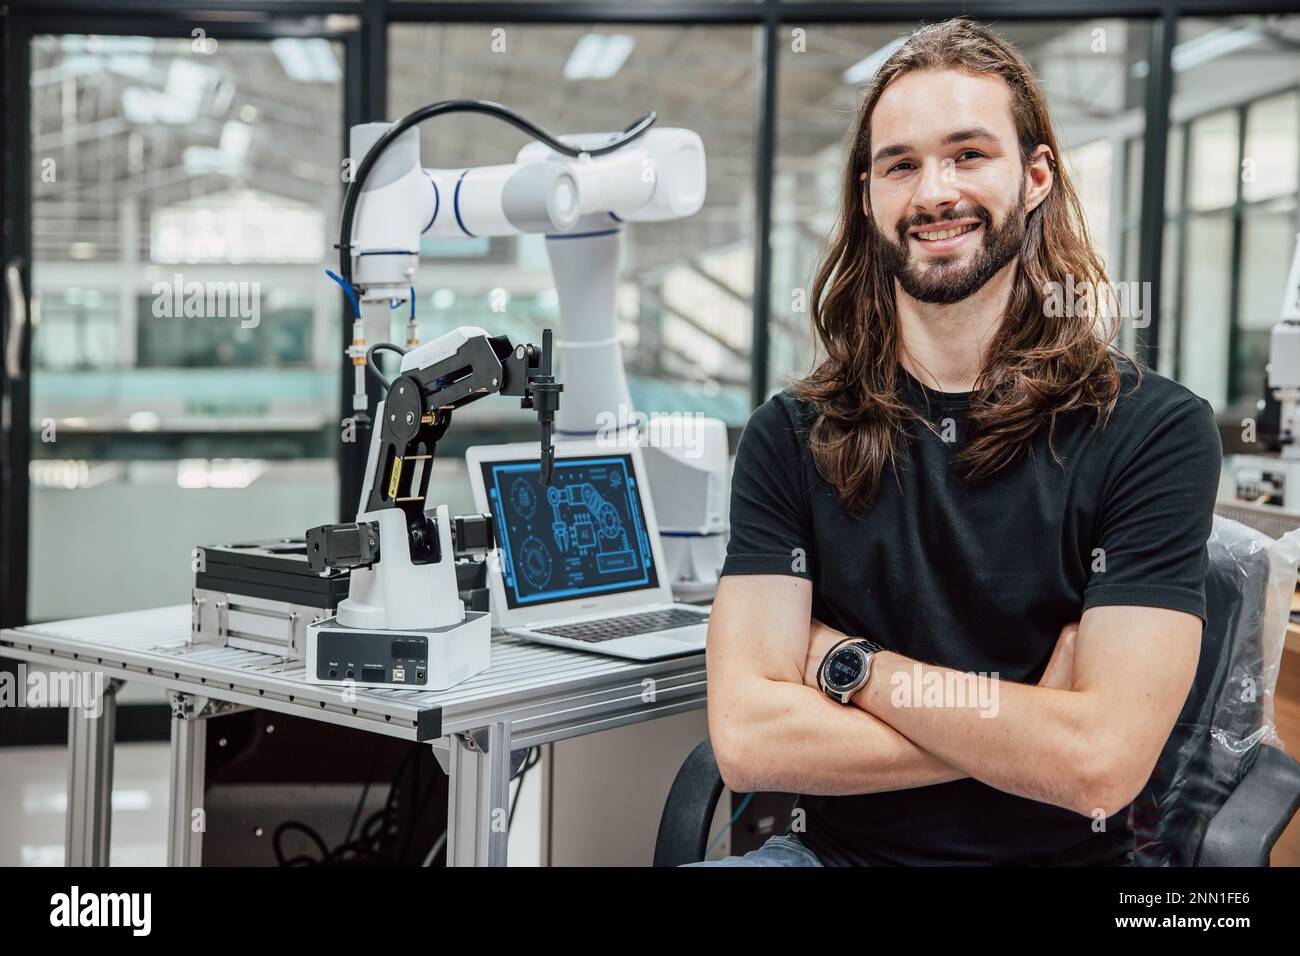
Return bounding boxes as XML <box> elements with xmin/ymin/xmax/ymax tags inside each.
<box><xmin>1130</xmin><ymin>515</ymin><xmax>1299</xmax><ymax>866</ymax></box>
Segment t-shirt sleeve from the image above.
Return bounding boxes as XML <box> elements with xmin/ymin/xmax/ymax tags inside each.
<box><xmin>720</xmin><ymin>396</ymin><xmax>814</xmax><ymax>580</ymax></box>
<box><xmin>1083</xmin><ymin>396</ymin><xmax>1222</xmax><ymax>623</ymax></box>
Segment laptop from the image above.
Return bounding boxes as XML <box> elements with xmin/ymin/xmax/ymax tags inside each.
<box><xmin>466</xmin><ymin>440</ymin><xmax>709</xmax><ymax>660</ymax></box>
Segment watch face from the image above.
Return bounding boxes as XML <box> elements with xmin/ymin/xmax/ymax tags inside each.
<box><xmin>825</xmin><ymin>647</ymin><xmax>866</xmax><ymax>691</ymax></box>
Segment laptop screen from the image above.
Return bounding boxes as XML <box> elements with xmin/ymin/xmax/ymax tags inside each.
<box><xmin>480</xmin><ymin>453</ymin><xmax>661</xmax><ymax>609</ymax></box>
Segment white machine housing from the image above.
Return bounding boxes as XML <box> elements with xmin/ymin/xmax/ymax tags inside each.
<box><xmin>304</xmin><ymin>611</ymin><xmax>490</xmax><ymax>692</ymax></box>
<box><xmin>641</xmin><ymin>417</ymin><xmax>729</xmax><ymax>598</ymax></box>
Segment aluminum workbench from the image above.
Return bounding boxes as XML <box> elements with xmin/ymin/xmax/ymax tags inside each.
<box><xmin>0</xmin><ymin>605</ymin><xmax>708</xmax><ymax>867</ymax></box>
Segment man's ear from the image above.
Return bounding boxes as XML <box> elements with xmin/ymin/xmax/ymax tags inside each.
<box><xmin>1025</xmin><ymin>144</ymin><xmax>1055</xmax><ymax>214</ymax></box>
<box><xmin>859</xmin><ymin>171</ymin><xmax>870</xmax><ymax>218</ymax></box>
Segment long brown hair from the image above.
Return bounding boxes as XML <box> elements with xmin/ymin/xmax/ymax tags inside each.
<box><xmin>793</xmin><ymin>18</ymin><xmax>1129</xmax><ymax>517</ymax></box>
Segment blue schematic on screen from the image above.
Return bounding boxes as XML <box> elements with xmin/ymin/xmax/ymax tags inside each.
<box><xmin>482</xmin><ymin>455</ymin><xmax>659</xmax><ymax>608</ymax></box>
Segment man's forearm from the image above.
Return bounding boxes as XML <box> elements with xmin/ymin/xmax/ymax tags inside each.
<box><xmin>712</xmin><ymin>676</ymin><xmax>966</xmax><ymax>795</ymax></box>
<box><xmin>852</xmin><ymin>652</ymin><xmax>1095</xmax><ymax>813</ymax></box>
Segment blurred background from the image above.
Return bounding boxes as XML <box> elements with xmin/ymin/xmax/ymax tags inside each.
<box><xmin>3</xmin><ymin>4</ymin><xmax>1298</xmax><ymax>622</ymax></box>
<box><xmin>1</xmin><ymin>0</ymin><xmax>1299</xmax><ymax>866</ymax></box>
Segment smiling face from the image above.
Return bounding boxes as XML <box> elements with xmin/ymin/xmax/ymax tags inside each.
<box><xmin>864</xmin><ymin>68</ymin><xmax>1046</xmax><ymax>305</ymax></box>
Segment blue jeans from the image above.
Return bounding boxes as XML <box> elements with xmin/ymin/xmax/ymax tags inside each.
<box><xmin>683</xmin><ymin>833</ymin><xmax>825</xmax><ymax>867</ymax></box>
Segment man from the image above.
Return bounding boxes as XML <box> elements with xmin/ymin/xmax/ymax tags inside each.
<box><xmin>699</xmin><ymin>18</ymin><xmax>1222</xmax><ymax>866</ymax></box>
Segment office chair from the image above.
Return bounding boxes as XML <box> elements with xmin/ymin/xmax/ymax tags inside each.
<box><xmin>653</xmin><ymin>515</ymin><xmax>1300</xmax><ymax>867</ymax></box>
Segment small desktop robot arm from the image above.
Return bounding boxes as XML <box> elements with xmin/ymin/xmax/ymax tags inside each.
<box><xmin>303</xmin><ymin>324</ymin><xmax>561</xmax><ymax>692</ymax></box>
<box><xmin>306</xmin><ymin>325</ymin><xmax>561</xmax><ymax>620</ymax></box>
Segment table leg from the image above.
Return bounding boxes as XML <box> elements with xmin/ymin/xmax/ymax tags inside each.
<box><xmin>446</xmin><ymin>721</ymin><xmax>512</xmax><ymax>866</ymax></box>
<box><xmin>64</xmin><ymin>678</ymin><xmax>120</xmax><ymax>867</ymax></box>
<box><xmin>165</xmin><ymin>693</ymin><xmax>250</xmax><ymax>867</ymax></box>
<box><xmin>167</xmin><ymin>692</ymin><xmax>207</xmax><ymax>867</ymax></box>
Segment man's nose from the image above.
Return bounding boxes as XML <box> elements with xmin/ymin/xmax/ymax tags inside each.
<box><xmin>910</xmin><ymin>158</ymin><xmax>960</xmax><ymax>215</ymax></box>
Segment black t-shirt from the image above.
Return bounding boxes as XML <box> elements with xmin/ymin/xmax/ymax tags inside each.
<box><xmin>720</xmin><ymin>354</ymin><xmax>1223</xmax><ymax>866</ymax></box>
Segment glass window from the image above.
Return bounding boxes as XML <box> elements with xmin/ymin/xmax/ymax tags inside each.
<box><xmin>28</xmin><ymin>34</ymin><xmax>344</xmax><ymax>620</ymax></box>
<box><xmin>1178</xmin><ymin>213</ymin><xmax>1234</xmax><ymax>407</ymax></box>
<box><xmin>137</xmin><ymin>287</ymin><xmax>315</xmax><ymax>369</ymax></box>
<box><xmin>1187</xmin><ymin>110</ymin><xmax>1240</xmax><ymax>212</ymax></box>
<box><xmin>1243</xmin><ymin>90</ymin><xmax>1298</xmax><ymax>204</ymax></box>
<box><xmin>1069</xmin><ymin>139</ymin><xmax>1114</xmax><ymax>268</ymax></box>
<box><xmin>1233</xmin><ymin>203</ymin><xmax>1300</xmax><ymax>403</ymax></box>
<box><xmin>32</xmin><ymin>288</ymin><xmax>120</xmax><ymax>371</ymax></box>
<box><xmin>1166</xmin><ymin>124</ymin><xmax>1185</xmax><ymax>215</ymax></box>
<box><xmin>1156</xmin><ymin>220</ymin><xmax>1180</xmax><ymax>379</ymax></box>
<box><xmin>1168</xmin><ymin>14</ymin><xmax>1300</xmax><ymax>413</ymax></box>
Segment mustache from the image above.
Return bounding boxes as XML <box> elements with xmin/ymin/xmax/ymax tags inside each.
<box><xmin>895</xmin><ymin>206</ymin><xmax>993</xmax><ymax>243</ymax></box>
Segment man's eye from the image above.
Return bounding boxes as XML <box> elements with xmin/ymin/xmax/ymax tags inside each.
<box><xmin>957</xmin><ymin>150</ymin><xmax>984</xmax><ymax>161</ymax></box>
<box><xmin>888</xmin><ymin>161</ymin><xmax>915</xmax><ymax>173</ymax></box>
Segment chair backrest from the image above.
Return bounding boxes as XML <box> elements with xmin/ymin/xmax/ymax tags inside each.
<box><xmin>1130</xmin><ymin>514</ymin><xmax>1278</xmax><ymax>865</ymax></box>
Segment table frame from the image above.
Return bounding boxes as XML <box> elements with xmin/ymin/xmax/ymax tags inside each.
<box><xmin>2</xmin><ymin>605</ymin><xmax>707</xmax><ymax>867</ymax></box>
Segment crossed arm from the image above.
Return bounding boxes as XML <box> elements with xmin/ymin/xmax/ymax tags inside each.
<box><xmin>705</xmin><ymin>573</ymin><xmax>1201</xmax><ymax>817</ymax></box>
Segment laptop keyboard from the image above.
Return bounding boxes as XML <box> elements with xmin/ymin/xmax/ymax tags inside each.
<box><xmin>533</xmin><ymin>606</ymin><xmax>709</xmax><ymax>643</ymax></box>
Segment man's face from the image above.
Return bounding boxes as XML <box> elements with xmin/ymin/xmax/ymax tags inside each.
<box><xmin>865</xmin><ymin>68</ymin><xmax>1037</xmax><ymax>305</ymax></box>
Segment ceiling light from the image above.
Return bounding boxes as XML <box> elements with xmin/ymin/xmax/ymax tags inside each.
<box><xmin>272</xmin><ymin>38</ymin><xmax>341</xmax><ymax>83</ymax></box>
<box><xmin>564</xmin><ymin>34</ymin><xmax>634</xmax><ymax>81</ymax></box>
<box><xmin>1130</xmin><ymin>26</ymin><xmax>1261</xmax><ymax>78</ymax></box>
<box><xmin>843</xmin><ymin>37</ymin><xmax>907</xmax><ymax>85</ymax></box>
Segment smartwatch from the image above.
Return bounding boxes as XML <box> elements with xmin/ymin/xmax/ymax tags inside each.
<box><xmin>818</xmin><ymin>638</ymin><xmax>884</xmax><ymax>704</ymax></box>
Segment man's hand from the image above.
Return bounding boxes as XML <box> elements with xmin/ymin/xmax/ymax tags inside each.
<box><xmin>1038</xmin><ymin>621</ymin><xmax>1079</xmax><ymax>690</ymax></box>
<box><xmin>803</xmin><ymin>617</ymin><xmax>851</xmax><ymax>689</ymax></box>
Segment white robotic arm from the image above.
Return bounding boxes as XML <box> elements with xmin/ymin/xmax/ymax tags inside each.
<box><xmin>345</xmin><ymin>121</ymin><xmax>705</xmax><ymax>301</ymax></box>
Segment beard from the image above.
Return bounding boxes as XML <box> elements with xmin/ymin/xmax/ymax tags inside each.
<box><xmin>871</xmin><ymin>185</ymin><xmax>1027</xmax><ymax>305</ymax></box>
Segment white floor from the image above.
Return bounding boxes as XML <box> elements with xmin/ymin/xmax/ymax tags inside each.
<box><xmin>0</xmin><ymin>743</ymin><xmax>170</xmax><ymax>866</ymax></box>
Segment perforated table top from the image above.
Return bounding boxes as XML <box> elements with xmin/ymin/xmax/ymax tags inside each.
<box><xmin>1</xmin><ymin>605</ymin><xmax>708</xmax><ymax>743</ymax></box>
